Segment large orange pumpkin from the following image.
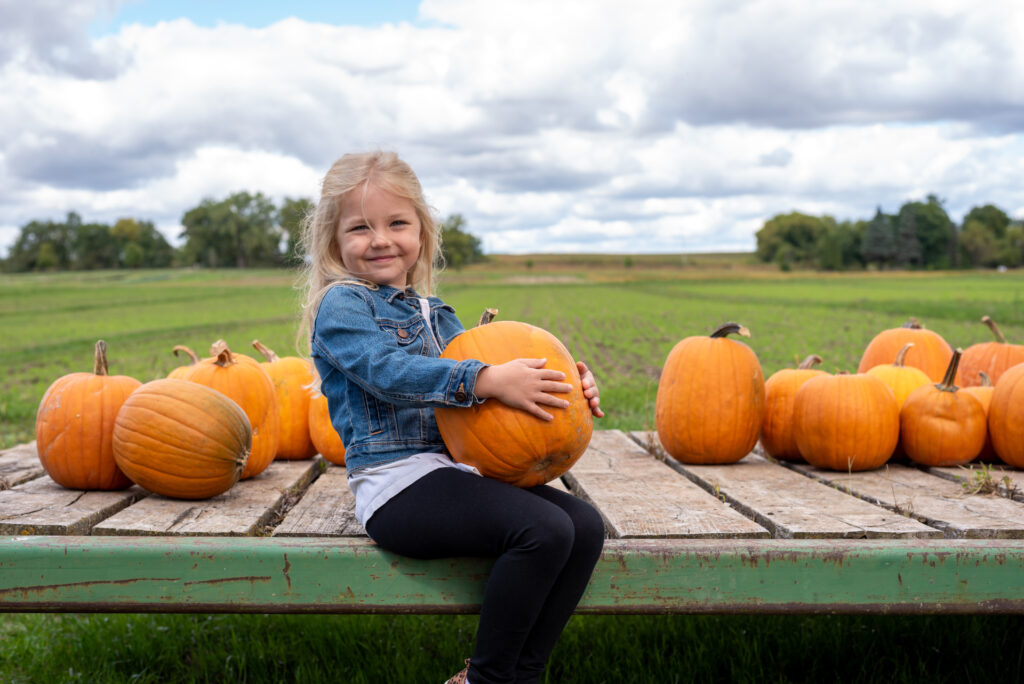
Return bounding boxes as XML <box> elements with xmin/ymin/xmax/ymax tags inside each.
<box><xmin>35</xmin><ymin>340</ymin><xmax>140</xmax><ymax>490</ymax></box>
<box><xmin>857</xmin><ymin>318</ymin><xmax>953</xmax><ymax>382</ymax></box>
<box><xmin>434</xmin><ymin>310</ymin><xmax>593</xmax><ymax>487</ymax></box>
<box><xmin>900</xmin><ymin>349</ymin><xmax>986</xmax><ymax>467</ymax></box>
<box><xmin>793</xmin><ymin>373</ymin><xmax>899</xmax><ymax>471</ymax></box>
<box><xmin>112</xmin><ymin>378</ymin><xmax>250</xmax><ymax>499</ymax></box>
<box><xmin>988</xmin><ymin>362</ymin><xmax>1024</xmax><ymax>468</ymax></box>
<box><xmin>309</xmin><ymin>390</ymin><xmax>346</xmax><ymax>466</ymax></box>
<box><xmin>956</xmin><ymin>316</ymin><xmax>1024</xmax><ymax>387</ymax></box>
<box><xmin>961</xmin><ymin>372</ymin><xmax>995</xmax><ymax>462</ymax></box>
<box><xmin>253</xmin><ymin>340</ymin><xmax>316</xmax><ymax>460</ymax></box>
<box><xmin>183</xmin><ymin>340</ymin><xmax>279</xmax><ymax>479</ymax></box>
<box><xmin>760</xmin><ymin>354</ymin><xmax>826</xmax><ymax>462</ymax></box>
<box><xmin>656</xmin><ymin>322</ymin><xmax>765</xmax><ymax>464</ymax></box>
<box><xmin>167</xmin><ymin>345</ymin><xmax>200</xmax><ymax>380</ymax></box>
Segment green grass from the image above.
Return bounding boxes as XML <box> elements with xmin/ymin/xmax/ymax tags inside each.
<box><xmin>3</xmin><ymin>264</ymin><xmax>1024</xmax><ymax>681</ymax></box>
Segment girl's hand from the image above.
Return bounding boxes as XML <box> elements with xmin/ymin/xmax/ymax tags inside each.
<box><xmin>474</xmin><ymin>358</ymin><xmax>572</xmax><ymax>421</ymax></box>
<box><xmin>577</xmin><ymin>361</ymin><xmax>605</xmax><ymax>418</ymax></box>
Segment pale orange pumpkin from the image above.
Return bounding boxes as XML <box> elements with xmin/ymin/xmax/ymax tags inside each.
<box><xmin>35</xmin><ymin>340</ymin><xmax>140</xmax><ymax>490</ymax></box>
<box><xmin>865</xmin><ymin>343</ymin><xmax>932</xmax><ymax>409</ymax></box>
<box><xmin>760</xmin><ymin>354</ymin><xmax>827</xmax><ymax>462</ymax></box>
<box><xmin>656</xmin><ymin>322</ymin><xmax>765</xmax><ymax>464</ymax></box>
<box><xmin>309</xmin><ymin>390</ymin><xmax>346</xmax><ymax>466</ymax></box>
<box><xmin>183</xmin><ymin>340</ymin><xmax>279</xmax><ymax>479</ymax></box>
<box><xmin>434</xmin><ymin>310</ymin><xmax>593</xmax><ymax>487</ymax></box>
<box><xmin>167</xmin><ymin>345</ymin><xmax>200</xmax><ymax>380</ymax></box>
<box><xmin>988</xmin><ymin>362</ymin><xmax>1024</xmax><ymax>468</ymax></box>
<box><xmin>961</xmin><ymin>372</ymin><xmax>995</xmax><ymax>462</ymax></box>
<box><xmin>900</xmin><ymin>349</ymin><xmax>986</xmax><ymax>467</ymax></box>
<box><xmin>793</xmin><ymin>372</ymin><xmax>899</xmax><ymax>471</ymax></box>
<box><xmin>956</xmin><ymin>316</ymin><xmax>1024</xmax><ymax>387</ymax></box>
<box><xmin>857</xmin><ymin>318</ymin><xmax>953</xmax><ymax>382</ymax></box>
<box><xmin>112</xmin><ymin>378</ymin><xmax>250</xmax><ymax>499</ymax></box>
<box><xmin>253</xmin><ymin>340</ymin><xmax>316</xmax><ymax>460</ymax></box>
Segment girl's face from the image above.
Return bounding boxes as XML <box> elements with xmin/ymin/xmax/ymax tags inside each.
<box><xmin>336</xmin><ymin>182</ymin><xmax>423</xmax><ymax>289</ymax></box>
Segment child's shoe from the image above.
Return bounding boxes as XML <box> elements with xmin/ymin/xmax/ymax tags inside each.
<box><xmin>444</xmin><ymin>658</ymin><xmax>471</xmax><ymax>684</ymax></box>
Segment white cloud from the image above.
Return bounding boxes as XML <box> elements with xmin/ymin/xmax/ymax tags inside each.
<box><xmin>2</xmin><ymin>0</ymin><xmax>1024</xmax><ymax>257</ymax></box>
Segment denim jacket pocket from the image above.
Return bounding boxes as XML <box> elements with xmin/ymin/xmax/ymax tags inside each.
<box><xmin>379</xmin><ymin>319</ymin><xmax>427</xmax><ymax>355</ymax></box>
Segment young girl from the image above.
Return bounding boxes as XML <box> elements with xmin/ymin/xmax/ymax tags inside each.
<box><xmin>299</xmin><ymin>151</ymin><xmax>606</xmax><ymax>684</ymax></box>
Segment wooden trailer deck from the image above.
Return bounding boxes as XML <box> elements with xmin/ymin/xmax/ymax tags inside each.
<box><xmin>1</xmin><ymin>430</ymin><xmax>1024</xmax><ymax>615</ymax></box>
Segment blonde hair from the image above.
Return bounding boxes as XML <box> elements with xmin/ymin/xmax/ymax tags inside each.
<box><xmin>297</xmin><ymin>151</ymin><xmax>443</xmax><ymax>353</ymax></box>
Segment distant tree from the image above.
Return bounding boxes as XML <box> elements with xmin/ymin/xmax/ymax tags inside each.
<box><xmin>958</xmin><ymin>219</ymin><xmax>1000</xmax><ymax>268</ymax></box>
<box><xmin>755</xmin><ymin>212</ymin><xmax>827</xmax><ymax>268</ymax></box>
<box><xmin>894</xmin><ymin>207</ymin><xmax>922</xmax><ymax>267</ymax></box>
<box><xmin>440</xmin><ymin>214</ymin><xmax>485</xmax><ymax>269</ymax></box>
<box><xmin>70</xmin><ymin>221</ymin><xmax>120</xmax><ymax>270</ymax></box>
<box><xmin>279</xmin><ymin>197</ymin><xmax>314</xmax><ymax>264</ymax></box>
<box><xmin>997</xmin><ymin>225</ymin><xmax>1024</xmax><ymax>268</ymax></box>
<box><xmin>181</xmin><ymin>192</ymin><xmax>282</xmax><ymax>268</ymax></box>
<box><xmin>963</xmin><ymin>204</ymin><xmax>1010</xmax><ymax>239</ymax></box>
<box><xmin>897</xmin><ymin>196</ymin><xmax>954</xmax><ymax>268</ymax></box>
<box><xmin>4</xmin><ymin>213</ymin><xmax>76</xmax><ymax>272</ymax></box>
<box><xmin>860</xmin><ymin>208</ymin><xmax>897</xmax><ymax>267</ymax></box>
<box><xmin>111</xmin><ymin>218</ymin><xmax>173</xmax><ymax>268</ymax></box>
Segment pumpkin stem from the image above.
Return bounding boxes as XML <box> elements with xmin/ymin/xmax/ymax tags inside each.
<box><xmin>981</xmin><ymin>315</ymin><xmax>1007</xmax><ymax>344</ymax></box>
<box><xmin>476</xmin><ymin>308</ymin><xmax>499</xmax><ymax>327</ymax></box>
<box><xmin>936</xmin><ymin>348</ymin><xmax>962</xmax><ymax>393</ymax></box>
<box><xmin>210</xmin><ymin>339</ymin><xmax>237</xmax><ymax>368</ymax></box>
<box><xmin>710</xmin><ymin>322</ymin><xmax>750</xmax><ymax>339</ymax></box>
<box><xmin>978</xmin><ymin>371</ymin><xmax>992</xmax><ymax>387</ymax></box>
<box><xmin>93</xmin><ymin>340</ymin><xmax>109</xmax><ymax>376</ymax></box>
<box><xmin>252</xmin><ymin>340</ymin><xmax>279</xmax><ymax>363</ymax></box>
<box><xmin>797</xmin><ymin>354</ymin><xmax>822</xmax><ymax>370</ymax></box>
<box><xmin>893</xmin><ymin>343</ymin><xmax>914</xmax><ymax>367</ymax></box>
<box><xmin>172</xmin><ymin>345</ymin><xmax>199</xmax><ymax>365</ymax></box>
<box><xmin>902</xmin><ymin>317</ymin><xmax>923</xmax><ymax>329</ymax></box>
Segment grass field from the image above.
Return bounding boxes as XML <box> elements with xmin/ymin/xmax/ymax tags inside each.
<box><xmin>2</xmin><ymin>260</ymin><xmax>1024</xmax><ymax>682</ymax></box>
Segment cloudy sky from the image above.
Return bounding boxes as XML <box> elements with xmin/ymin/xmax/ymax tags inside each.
<box><xmin>2</xmin><ymin>0</ymin><xmax>1023</xmax><ymax>255</ymax></box>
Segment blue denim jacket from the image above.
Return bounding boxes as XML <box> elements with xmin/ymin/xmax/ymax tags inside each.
<box><xmin>310</xmin><ymin>282</ymin><xmax>487</xmax><ymax>473</ymax></box>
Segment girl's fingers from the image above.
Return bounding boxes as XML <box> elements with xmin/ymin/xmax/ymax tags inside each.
<box><xmin>541</xmin><ymin>381</ymin><xmax>573</xmax><ymax>394</ymax></box>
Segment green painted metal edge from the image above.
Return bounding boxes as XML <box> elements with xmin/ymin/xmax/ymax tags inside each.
<box><xmin>1</xmin><ymin>537</ymin><xmax>1023</xmax><ymax>614</ymax></box>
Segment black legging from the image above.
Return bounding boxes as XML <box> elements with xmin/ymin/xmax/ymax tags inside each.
<box><xmin>365</xmin><ymin>467</ymin><xmax>606</xmax><ymax>684</ymax></box>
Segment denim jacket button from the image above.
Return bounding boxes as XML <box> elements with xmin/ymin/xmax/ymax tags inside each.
<box><xmin>397</xmin><ymin>329</ymin><xmax>409</xmax><ymax>339</ymax></box>
<box><xmin>455</xmin><ymin>390</ymin><xmax>467</xmax><ymax>402</ymax></box>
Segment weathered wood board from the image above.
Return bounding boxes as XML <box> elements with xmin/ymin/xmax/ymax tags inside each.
<box><xmin>630</xmin><ymin>432</ymin><xmax>940</xmax><ymax>539</ymax></box>
<box><xmin>0</xmin><ymin>476</ymin><xmax>147</xmax><ymax>535</ymax></box>
<box><xmin>273</xmin><ymin>466</ymin><xmax>364</xmax><ymax>537</ymax></box>
<box><xmin>786</xmin><ymin>461</ymin><xmax>1024</xmax><ymax>538</ymax></box>
<box><xmin>93</xmin><ymin>459</ymin><xmax>321</xmax><ymax>536</ymax></box>
<box><xmin>0</xmin><ymin>442</ymin><xmax>44</xmax><ymax>490</ymax></box>
<box><xmin>563</xmin><ymin>430</ymin><xmax>768</xmax><ymax>539</ymax></box>
<box><xmin>926</xmin><ymin>463</ymin><xmax>1024</xmax><ymax>502</ymax></box>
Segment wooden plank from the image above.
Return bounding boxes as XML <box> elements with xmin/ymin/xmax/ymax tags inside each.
<box><xmin>2</xmin><ymin>536</ymin><xmax>1024</xmax><ymax>614</ymax></box>
<box><xmin>926</xmin><ymin>463</ymin><xmax>1024</xmax><ymax>502</ymax></box>
<box><xmin>563</xmin><ymin>430</ymin><xmax>768</xmax><ymax>539</ymax></box>
<box><xmin>630</xmin><ymin>431</ymin><xmax>940</xmax><ymax>539</ymax></box>
<box><xmin>0</xmin><ymin>442</ymin><xmax>44</xmax><ymax>489</ymax></box>
<box><xmin>0</xmin><ymin>476</ymin><xmax>147</xmax><ymax>535</ymax></box>
<box><xmin>273</xmin><ymin>466</ymin><xmax>364</xmax><ymax>537</ymax></box>
<box><xmin>785</xmin><ymin>461</ymin><xmax>1024</xmax><ymax>538</ymax></box>
<box><xmin>93</xmin><ymin>459</ymin><xmax>321</xmax><ymax>536</ymax></box>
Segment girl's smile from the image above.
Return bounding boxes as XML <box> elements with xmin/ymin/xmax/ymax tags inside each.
<box><xmin>336</xmin><ymin>182</ymin><xmax>422</xmax><ymax>288</ymax></box>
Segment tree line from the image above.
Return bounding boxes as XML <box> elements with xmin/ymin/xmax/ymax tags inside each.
<box><xmin>1</xmin><ymin>192</ymin><xmax>485</xmax><ymax>273</ymax></box>
<box><xmin>756</xmin><ymin>197</ymin><xmax>1022</xmax><ymax>271</ymax></box>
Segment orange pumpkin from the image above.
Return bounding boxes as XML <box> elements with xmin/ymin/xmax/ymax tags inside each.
<box><xmin>857</xmin><ymin>318</ymin><xmax>953</xmax><ymax>382</ymax></box>
<box><xmin>956</xmin><ymin>316</ymin><xmax>1024</xmax><ymax>387</ymax></box>
<box><xmin>988</xmin><ymin>362</ymin><xmax>1024</xmax><ymax>468</ymax></box>
<box><xmin>253</xmin><ymin>340</ymin><xmax>316</xmax><ymax>460</ymax></box>
<box><xmin>112</xmin><ymin>378</ymin><xmax>250</xmax><ymax>499</ymax></box>
<box><xmin>434</xmin><ymin>310</ymin><xmax>593</xmax><ymax>487</ymax></box>
<box><xmin>760</xmin><ymin>354</ymin><xmax>827</xmax><ymax>462</ymax></box>
<box><xmin>183</xmin><ymin>340</ymin><xmax>279</xmax><ymax>479</ymax></box>
<box><xmin>793</xmin><ymin>372</ymin><xmax>899</xmax><ymax>471</ymax></box>
<box><xmin>35</xmin><ymin>340</ymin><xmax>140</xmax><ymax>490</ymax></box>
<box><xmin>865</xmin><ymin>343</ymin><xmax>932</xmax><ymax>409</ymax></box>
<box><xmin>961</xmin><ymin>372</ymin><xmax>995</xmax><ymax>462</ymax></box>
<box><xmin>309</xmin><ymin>390</ymin><xmax>346</xmax><ymax>466</ymax></box>
<box><xmin>656</xmin><ymin>322</ymin><xmax>765</xmax><ymax>464</ymax></box>
<box><xmin>900</xmin><ymin>349</ymin><xmax>986</xmax><ymax>467</ymax></box>
<box><xmin>167</xmin><ymin>345</ymin><xmax>200</xmax><ymax>380</ymax></box>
